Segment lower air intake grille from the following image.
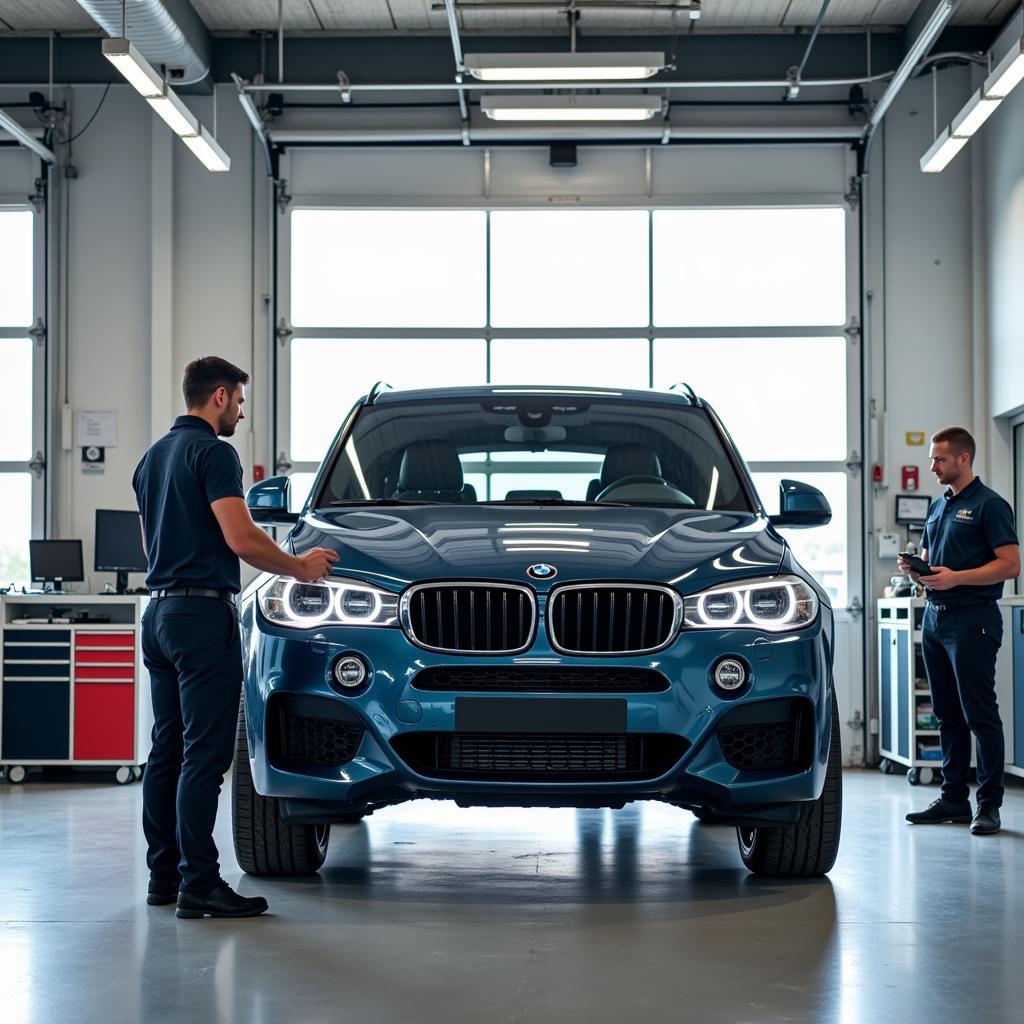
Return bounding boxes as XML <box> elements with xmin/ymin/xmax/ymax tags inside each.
<box><xmin>283</xmin><ymin>716</ymin><xmax>364</xmax><ymax>766</ymax></box>
<box><xmin>391</xmin><ymin>732</ymin><xmax>689</xmax><ymax>782</ymax></box>
<box><xmin>718</xmin><ymin>721</ymin><xmax>796</xmax><ymax>772</ymax></box>
<box><xmin>411</xmin><ymin>666</ymin><xmax>669</xmax><ymax>693</ymax></box>
<box><xmin>548</xmin><ymin>585</ymin><xmax>680</xmax><ymax>654</ymax></box>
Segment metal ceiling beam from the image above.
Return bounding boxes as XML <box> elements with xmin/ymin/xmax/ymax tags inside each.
<box><xmin>0</xmin><ymin>107</ymin><xmax>56</xmax><ymax>162</ymax></box>
<box><xmin>442</xmin><ymin>0</ymin><xmax>471</xmax><ymax>140</ymax></box>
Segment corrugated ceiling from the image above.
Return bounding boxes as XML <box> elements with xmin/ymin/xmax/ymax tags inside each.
<box><xmin>0</xmin><ymin>0</ymin><xmax>1017</xmax><ymax>34</ymax></box>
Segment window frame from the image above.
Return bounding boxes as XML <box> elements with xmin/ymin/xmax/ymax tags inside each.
<box><xmin>0</xmin><ymin>198</ymin><xmax>46</xmax><ymax>575</ymax></box>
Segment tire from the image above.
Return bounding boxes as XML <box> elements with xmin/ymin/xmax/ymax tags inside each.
<box><xmin>232</xmin><ymin>698</ymin><xmax>330</xmax><ymax>876</ymax></box>
<box><xmin>907</xmin><ymin>768</ymin><xmax>920</xmax><ymax>786</ymax></box>
<box><xmin>737</xmin><ymin>688</ymin><xmax>843</xmax><ymax>878</ymax></box>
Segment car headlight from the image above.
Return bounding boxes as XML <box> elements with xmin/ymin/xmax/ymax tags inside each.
<box><xmin>258</xmin><ymin>576</ymin><xmax>399</xmax><ymax>629</ymax></box>
<box><xmin>683</xmin><ymin>575</ymin><xmax>818</xmax><ymax>632</ymax></box>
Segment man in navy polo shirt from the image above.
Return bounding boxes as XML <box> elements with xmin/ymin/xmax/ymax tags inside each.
<box><xmin>898</xmin><ymin>426</ymin><xmax>1020</xmax><ymax>836</ymax></box>
<box><xmin>134</xmin><ymin>356</ymin><xmax>337</xmax><ymax>917</ymax></box>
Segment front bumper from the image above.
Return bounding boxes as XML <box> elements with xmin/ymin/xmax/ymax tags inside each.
<box><xmin>239</xmin><ymin>598</ymin><xmax>833</xmax><ymax>825</ymax></box>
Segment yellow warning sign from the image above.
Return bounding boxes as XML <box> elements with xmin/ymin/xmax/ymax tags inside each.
<box><xmin>906</xmin><ymin>432</ymin><xmax>926</xmax><ymax>446</ymax></box>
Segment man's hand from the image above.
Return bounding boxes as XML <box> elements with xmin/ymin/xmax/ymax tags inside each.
<box><xmin>293</xmin><ymin>547</ymin><xmax>338</xmax><ymax>583</ymax></box>
<box><xmin>896</xmin><ymin>554</ymin><xmax>920</xmax><ymax>582</ymax></box>
<box><xmin>921</xmin><ymin>566</ymin><xmax>959</xmax><ymax>591</ymax></box>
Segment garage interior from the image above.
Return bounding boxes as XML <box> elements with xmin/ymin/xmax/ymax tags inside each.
<box><xmin>1</xmin><ymin>0</ymin><xmax>1024</xmax><ymax>1020</ymax></box>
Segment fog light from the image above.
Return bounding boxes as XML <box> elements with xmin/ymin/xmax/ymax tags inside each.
<box><xmin>714</xmin><ymin>658</ymin><xmax>747</xmax><ymax>691</ymax></box>
<box><xmin>333</xmin><ymin>656</ymin><xmax>367</xmax><ymax>689</ymax></box>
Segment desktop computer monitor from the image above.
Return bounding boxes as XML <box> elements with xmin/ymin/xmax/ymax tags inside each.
<box><xmin>29</xmin><ymin>539</ymin><xmax>84</xmax><ymax>591</ymax></box>
<box><xmin>95</xmin><ymin>509</ymin><xmax>148</xmax><ymax>594</ymax></box>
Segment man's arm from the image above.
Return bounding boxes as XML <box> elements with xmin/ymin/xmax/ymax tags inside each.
<box><xmin>922</xmin><ymin>544</ymin><xmax>1021</xmax><ymax>591</ymax></box>
<box><xmin>211</xmin><ymin>497</ymin><xmax>337</xmax><ymax>582</ymax></box>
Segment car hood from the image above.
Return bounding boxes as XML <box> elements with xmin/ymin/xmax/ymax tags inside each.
<box><xmin>288</xmin><ymin>505</ymin><xmax>786</xmax><ymax>593</ymax></box>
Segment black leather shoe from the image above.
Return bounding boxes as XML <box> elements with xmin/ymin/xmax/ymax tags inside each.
<box><xmin>147</xmin><ymin>877</ymin><xmax>181</xmax><ymax>906</ymax></box>
<box><xmin>971</xmin><ymin>804</ymin><xmax>1001</xmax><ymax>835</ymax></box>
<box><xmin>176</xmin><ymin>881</ymin><xmax>269</xmax><ymax>919</ymax></box>
<box><xmin>905</xmin><ymin>798</ymin><xmax>973</xmax><ymax>824</ymax></box>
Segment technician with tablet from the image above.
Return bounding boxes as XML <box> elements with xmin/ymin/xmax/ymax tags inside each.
<box><xmin>898</xmin><ymin>427</ymin><xmax>1020</xmax><ymax>836</ymax></box>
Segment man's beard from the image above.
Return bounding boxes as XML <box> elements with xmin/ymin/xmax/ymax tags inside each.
<box><xmin>218</xmin><ymin>413</ymin><xmax>237</xmax><ymax>437</ymax></box>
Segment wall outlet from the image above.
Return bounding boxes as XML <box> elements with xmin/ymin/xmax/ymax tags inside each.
<box><xmin>878</xmin><ymin>532</ymin><xmax>901</xmax><ymax>559</ymax></box>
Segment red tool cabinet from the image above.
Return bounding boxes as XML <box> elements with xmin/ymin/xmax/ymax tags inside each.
<box><xmin>1</xmin><ymin>596</ymin><xmax>153</xmax><ymax>784</ymax></box>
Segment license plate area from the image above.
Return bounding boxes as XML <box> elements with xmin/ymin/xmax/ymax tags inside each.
<box><xmin>455</xmin><ymin>697</ymin><xmax>627</xmax><ymax>734</ymax></box>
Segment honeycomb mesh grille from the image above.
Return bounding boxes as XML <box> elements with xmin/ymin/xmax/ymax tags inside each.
<box><xmin>718</xmin><ymin>721</ymin><xmax>795</xmax><ymax>772</ymax></box>
<box><xmin>283</xmin><ymin>716</ymin><xmax>364</xmax><ymax>766</ymax></box>
<box><xmin>391</xmin><ymin>732</ymin><xmax>689</xmax><ymax>782</ymax></box>
<box><xmin>405</xmin><ymin>585</ymin><xmax>534</xmax><ymax>653</ymax></box>
<box><xmin>549</xmin><ymin>586</ymin><xmax>678</xmax><ymax>654</ymax></box>
<box><xmin>412</xmin><ymin>666</ymin><xmax>669</xmax><ymax>693</ymax></box>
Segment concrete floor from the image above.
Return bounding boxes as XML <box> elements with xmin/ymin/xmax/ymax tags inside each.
<box><xmin>1</xmin><ymin>771</ymin><xmax>1022</xmax><ymax>1024</ymax></box>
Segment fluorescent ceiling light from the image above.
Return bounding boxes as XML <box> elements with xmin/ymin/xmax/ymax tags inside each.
<box><xmin>465</xmin><ymin>51</ymin><xmax>665</xmax><ymax>82</ymax></box>
<box><xmin>147</xmin><ymin>92</ymin><xmax>199</xmax><ymax>138</ymax></box>
<box><xmin>181</xmin><ymin>125</ymin><xmax>231</xmax><ymax>172</ymax></box>
<box><xmin>984</xmin><ymin>37</ymin><xmax>1024</xmax><ymax>99</ymax></box>
<box><xmin>950</xmin><ymin>88</ymin><xmax>1000</xmax><ymax>137</ymax></box>
<box><xmin>101</xmin><ymin>37</ymin><xmax>163</xmax><ymax>98</ymax></box>
<box><xmin>920</xmin><ymin>128</ymin><xmax>969</xmax><ymax>173</ymax></box>
<box><xmin>481</xmin><ymin>95</ymin><xmax>662</xmax><ymax>122</ymax></box>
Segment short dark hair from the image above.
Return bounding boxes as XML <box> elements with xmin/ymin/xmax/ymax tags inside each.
<box><xmin>182</xmin><ymin>356</ymin><xmax>249</xmax><ymax>410</ymax></box>
<box><xmin>931</xmin><ymin>425</ymin><xmax>976</xmax><ymax>464</ymax></box>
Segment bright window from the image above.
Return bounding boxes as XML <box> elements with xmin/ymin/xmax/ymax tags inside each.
<box><xmin>653</xmin><ymin>337</ymin><xmax>846</xmax><ymax>461</ymax></box>
<box><xmin>489</xmin><ymin>210</ymin><xmax>649</xmax><ymax>328</ymax></box>
<box><xmin>290</xmin><ymin>338</ymin><xmax>487</xmax><ymax>462</ymax></box>
<box><xmin>652</xmin><ymin>208</ymin><xmax>846</xmax><ymax>327</ymax></box>
<box><xmin>0</xmin><ymin>210</ymin><xmax>33</xmax><ymax>327</ymax></box>
<box><xmin>0</xmin><ymin>339</ymin><xmax>32</xmax><ymax>460</ymax></box>
<box><xmin>489</xmin><ymin>338</ymin><xmax>649</xmax><ymax>390</ymax></box>
<box><xmin>290</xmin><ymin>210</ymin><xmax>487</xmax><ymax>328</ymax></box>
<box><xmin>0</xmin><ymin>473</ymin><xmax>31</xmax><ymax>583</ymax></box>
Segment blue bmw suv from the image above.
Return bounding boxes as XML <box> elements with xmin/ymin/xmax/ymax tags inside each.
<box><xmin>233</xmin><ymin>383</ymin><xmax>841</xmax><ymax>878</ymax></box>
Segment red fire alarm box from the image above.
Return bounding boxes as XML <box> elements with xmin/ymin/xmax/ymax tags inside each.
<box><xmin>902</xmin><ymin>465</ymin><xmax>919</xmax><ymax>491</ymax></box>
<box><xmin>253</xmin><ymin>464</ymin><xmax>266</xmax><ymax>483</ymax></box>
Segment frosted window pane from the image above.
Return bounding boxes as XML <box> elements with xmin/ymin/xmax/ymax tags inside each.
<box><xmin>290</xmin><ymin>210</ymin><xmax>486</xmax><ymax>327</ymax></box>
<box><xmin>290</xmin><ymin>338</ymin><xmax>487</xmax><ymax>462</ymax></box>
<box><xmin>490</xmin><ymin>211</ymin><xmax>649</xmax><ymax>327</ymax></box>
<box><xmin>653</xmin><ymin>208</ymin><xmax>846</xmax><ymax>327</ymax></box>
<box><xmin>753</xmin><ymin>471</ymin><xmax>847</xmax><ymax>608</ymax></box>
<box><xmin>489</xmin><ymin>338</ymin><xmax>649</xmax><ymax>390</ymax></box>
<box><xmin>0</xmin><ymin>474</ymin><xmax>32</xmax><ymax>583</ymax></box>
<box><xmin>0</xmin><ymin>210</ymin><xmax>33</xmax><ymax>327</ymax></box>
<box><xmin>288</xmin><ymin>472</ymin><xmax>317</xmax><ymax>512</ymax></box>
<box><xmin>653</xmin><ymin>337</ymin><xmax>846</xmax><ymax>462</ymax></box>
<box><xmin>0</xmin><ymin>340</ymin><xmax>32</xmax><ymax>460</ymax></box>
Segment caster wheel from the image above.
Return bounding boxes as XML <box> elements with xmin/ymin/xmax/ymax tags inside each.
<box><xmin>907</xmin><ymin>768</ymin><xmax>920</xmax><ymax>786</ymax></box>
<box><xmin>131</xmin><ymin>766</ymin><xmax>144</xmax><ymax>782</ymax></box>
<box><xmin>880</xmin><ymin>759</ymin><xmax>894</xmax><ymax>775</ymax></box>
<box><xmin>919</xmin><ymin>767</ymin><xmax>935</xmax><ymax>786</ymax></box>
<box><xmin>114</xmin><ymin>766</ymin><xmax>133</xmax><ymax>785</ymax></box>
<box><xmin>7</xmin><ymin>765</ymin><xmax>27</xmax><ymax>784</ymax></box>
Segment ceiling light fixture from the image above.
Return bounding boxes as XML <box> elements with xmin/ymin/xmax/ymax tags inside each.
<box><xmin>465</xmin><ymin>51</ymin><xmax>665</xmax><ymax>82</ymax></box>
<box><xmin>102</xmin><ymin>37</ymin><xmax>230</xmax><ymax>172</ymax></box>
<box><xmin>481</xmin><ymin>95</ymin><xmax>663</xmax><ymax>122</ymax></box>
<box><xmin>920</xmin><ymin>35</ymin><xmax>1024</xmax><ymax>173</ymax></box>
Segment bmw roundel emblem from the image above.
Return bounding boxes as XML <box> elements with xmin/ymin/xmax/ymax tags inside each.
<box><xmin>527</xmin><ymin>563</ymin><xmax>557</xmax><ymax>581</ymax></box>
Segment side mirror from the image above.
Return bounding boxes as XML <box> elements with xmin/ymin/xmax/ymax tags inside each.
<box><xmin>246</xmin><ymin>476</ymin><xmax>300</xmax><ymax>526</ymax></box>
<box><xmin>768</xmin><ymin>479</ymin><xmax>832</xmax><ymax>529</ymax></box>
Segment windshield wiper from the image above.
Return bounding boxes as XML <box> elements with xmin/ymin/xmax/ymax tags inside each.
<box><xmin>480</xmin><ymin>498</ymin><xmax>631</xmax><ymax>507</ymax></box>
<box><xmin>327</xmin><ymin>498</ymin><xmax>448</xmax><ymax>506</ymax></box>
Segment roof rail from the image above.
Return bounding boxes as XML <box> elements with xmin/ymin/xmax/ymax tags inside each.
<box><xmin>668</xmin><ymin>382</ymin><xmax>701</xmax><ymax>405</ymax></box>
<box><xmin>365</xmin><ymin>381</ymin><xmax>394</xmax><ymax>405</ymax></box>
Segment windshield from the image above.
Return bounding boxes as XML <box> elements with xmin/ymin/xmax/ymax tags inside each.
<box><xmin>313</xmin><ymin>395</ymin><xmax>754</xmax><ymax>512</ymax></box>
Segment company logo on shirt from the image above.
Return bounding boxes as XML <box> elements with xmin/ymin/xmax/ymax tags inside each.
<box><xmin>954</xmin><ymin>508</ymin><xmax>974</xmax><ymax>523</ymax></box>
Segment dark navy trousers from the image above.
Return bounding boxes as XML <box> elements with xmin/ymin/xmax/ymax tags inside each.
<box><xmin>141</xmin><ymin>596</ymin><xmax>242</xmax><ymax>894</ymax></box>
<box><xmin>921</xmin><ymin>601</ymin><xmax>1005</xmax><ymax>808</ymax></box>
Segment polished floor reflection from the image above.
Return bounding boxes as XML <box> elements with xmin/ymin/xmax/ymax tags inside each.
<box><xmin>0</xmin><ymin>770</ymin><xmax>1022</xmax><ymax>1023</ymax></box>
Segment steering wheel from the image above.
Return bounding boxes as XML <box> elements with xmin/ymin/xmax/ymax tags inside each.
<box><xmin>594</xmin><ymin>474</ymin><xmax>673</xmax><ymax>502</ymax></box>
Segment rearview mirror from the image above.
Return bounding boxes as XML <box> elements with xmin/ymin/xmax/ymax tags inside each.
<box><xmin>768</xmin><ymin>479</ymin><xmax>832</xmax><ymax>529</ymax></box>
<box><xmin>246</xmin><ymin>476</ymin><xmax>300</xmax><ymax>526</ymax></box>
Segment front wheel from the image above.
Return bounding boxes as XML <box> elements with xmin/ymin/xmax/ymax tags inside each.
<box><xmin>737</xmin><ymin>689</ymin><xmax>842</xmax><ymax>878</ymax></box>
<box><xmin>232</xmin><ymin>698</ymin><xmax>330</xmax><ymax>876</ymax></box>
